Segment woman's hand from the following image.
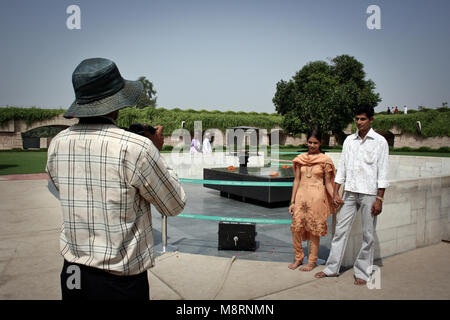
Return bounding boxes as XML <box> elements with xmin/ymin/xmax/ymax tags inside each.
<box><xmin>289</xmin><ymin>204</ymin><xmax>295</xmax><ymax>215</ymax></box>
<box><xmin>333</xmin><ymin>194</ymin><xmax>344</xmax><ymax>208</ymax></box>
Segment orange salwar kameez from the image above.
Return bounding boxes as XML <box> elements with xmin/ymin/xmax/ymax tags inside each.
<box><xmin>291</xmin><ymin>153</ymin><xmax>336</xmax><ymax>265</ymax></box>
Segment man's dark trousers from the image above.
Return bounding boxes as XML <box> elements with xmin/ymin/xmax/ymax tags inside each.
<box><xmin>60</xmin><ymin>260</ymin><xmax>149</xmax><ymax>300</ymax></box>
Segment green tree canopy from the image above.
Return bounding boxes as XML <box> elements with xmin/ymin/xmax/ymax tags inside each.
<box><xmin>136</xmin><ymin>76</ymin><xmax>157</xmax><ymax>108</ymax></box>
<box><xmin>272</xmin><ymin>54</ymin><xmax>381</xmax><ymax>136</ymax></box>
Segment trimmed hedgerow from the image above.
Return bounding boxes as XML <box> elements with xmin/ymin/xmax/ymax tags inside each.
<box><xmin>116</xmin><ymin>107</ymin><xmax>283</xmax><ymax>134</ymax></box>
<box><xmin>0</xmin><ymin>107</ymin><xmax>65</xmax><ymax>125</ymax></box>
<box><xmin>372</xmin><ymin>109</ymin><xmax>450</xmax><ymax>137</ymax></box>
<box><xmin>349</xmin><ymin>107</ymin><xmax>450</xmax><ymax>137</ymax></box>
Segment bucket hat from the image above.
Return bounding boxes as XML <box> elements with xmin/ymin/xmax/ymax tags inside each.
<box><xmin>64</xmin><ymin>58</ymin><xmax>143</xmax><ymax>119</ymax></box>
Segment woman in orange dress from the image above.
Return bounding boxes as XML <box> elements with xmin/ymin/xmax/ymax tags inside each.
<box><xmin>288</xmin><ymin>129</ymin><xmax>336</xmax><ymax>272</ymax></box>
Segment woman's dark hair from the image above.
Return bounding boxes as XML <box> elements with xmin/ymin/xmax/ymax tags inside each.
<box><xmin>307</xmin><ymin>127</ymin><xmax>323</xmax><ymax>142</ymax></box>
<box><xmin>355</xmin><ymin>104</ymin><xmax>375</xmax><ymax>118</ymax></box>
<box><xmin>306</xmin><ymin>127</ymin><xmax>324</xmax><ymax>153</ymax></box>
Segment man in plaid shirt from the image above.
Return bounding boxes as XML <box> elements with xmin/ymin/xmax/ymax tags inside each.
<box><xmin>46</xmin><ymin>58</ymin><xmax>186</xmax><ymax>300</ymax></box>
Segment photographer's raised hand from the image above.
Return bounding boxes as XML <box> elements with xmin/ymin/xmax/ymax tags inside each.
<box><xmin>148</xmin><ymin>125</ymin><xmax>164</xmax><ymax>151</ymax></box>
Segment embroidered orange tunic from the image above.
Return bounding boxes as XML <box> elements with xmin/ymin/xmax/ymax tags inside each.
<box><xmin>291</xmin><ymin>153</ymin><xmax>336</xmax><ymax>238</ymax></box>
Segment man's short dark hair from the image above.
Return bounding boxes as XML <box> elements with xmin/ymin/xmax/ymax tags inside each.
<box><xmin>355</xmin><ymin>105</ymin><xmax>375</xmax><ymax>118</ymax></box>
<box><xmin>127</xmin><ymin>123</ymin><xmax>156</xmax><ymax>136</ymax></box>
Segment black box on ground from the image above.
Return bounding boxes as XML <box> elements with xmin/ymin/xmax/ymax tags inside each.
<box><xmin>218</xmin><ymin>221</ymin><xmax>257</xmax><ymax>251</ymax></box>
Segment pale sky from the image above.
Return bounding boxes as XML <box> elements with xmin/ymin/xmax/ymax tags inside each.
<box><xmin>0</xmin><ymin>0</ymin><xmax>449</xmax><ymax>113</ymax></box>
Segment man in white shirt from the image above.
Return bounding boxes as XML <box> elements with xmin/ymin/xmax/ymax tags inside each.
<box><xmin>202</xmin><ymin>133</ymin><xmax>212</xmax><ymax>153</ymax></box>
<box><xmin>315</xmin><ymin>105</ymin><xmax>389</xmax><ymax>285</ymax></box>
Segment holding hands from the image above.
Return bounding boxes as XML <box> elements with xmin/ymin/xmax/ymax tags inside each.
<box><xmin>331</xmin><ymin>191</ymin><xmax>383</xmax><ymax>216</ymax></box>
<box><xmin>333</xmin><ymin>193</ymin><xmax>344</xmax><ymax>210</ymax></box>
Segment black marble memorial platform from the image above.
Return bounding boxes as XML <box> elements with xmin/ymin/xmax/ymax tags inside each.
<box><xmin>203</xmin><ymin>166</ymin><xmax>294</xmax><ymax>208</ymax></box>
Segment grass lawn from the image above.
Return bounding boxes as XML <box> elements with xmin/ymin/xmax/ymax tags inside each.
<box><xmin>1</xmin><ymin>149</ymin><xmax>449</xmax><ymax>175</ymax></box>
<box><xmin>0</xmin><ymin>151</ymin><xmax>48</xmax><ymax>175</ymax></box>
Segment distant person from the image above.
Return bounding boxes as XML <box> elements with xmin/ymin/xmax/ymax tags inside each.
<box><xmin>403</xmin><ymin>106</ymin><xmax>408</xmax><ymax>114</ymax></box>
<box><xmin>315</xmin><ymin>104</ymin><xmax>389</xmax><ymax>286</ymax></box>
<box><xmin>190</xmin><ymin>134</ymin><xmax>202</xmax><ymax>153</ymax></box>
<box><xmin>288</xmin><ymin>128</ymin><xmax>336</xmax><ymax>272</ymax></box>
<box><xmin>394</xmin><ymin>106</ymin><xmax>399</xmax><ymax>114</ymax></box>
<box><xmin>46</xmin><ymin>58</ymin><xmax>186</xmax><ymax>300</ymax></box>
<box><xmin>202</xmin><ymin>133</ymin><xmax>212</xmax><ymax>153</ymax></box>
<box><xmin>386</xmin><ymin>107</ymin><xmax>391</xmax><ymax>114</ymax></box>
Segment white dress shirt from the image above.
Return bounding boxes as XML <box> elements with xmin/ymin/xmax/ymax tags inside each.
<box><xmin>202</xmin><ymin>138</ymin><xmax>212</xmax><ymax>153</ymax></box>
<box><xmin>335</xmin><ymin>128</ymin><xmax>390</xmax><ymax>195</ymax></box>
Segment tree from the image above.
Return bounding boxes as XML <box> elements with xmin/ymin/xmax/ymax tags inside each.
<box><xmin>136</xmin><ymin>76</ymin><xmax>157</xmax><ymax>108</ymax></box>
<box><xmin>272</xmin><ymin>54</ymin><xmax>381</xmax><ymax>139</ymax></box>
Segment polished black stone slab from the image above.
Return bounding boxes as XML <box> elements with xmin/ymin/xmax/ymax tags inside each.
<box><xmin>203</xmin><ymin>166</ymin><xmax>294</xmax><ymax>208</ymax></box>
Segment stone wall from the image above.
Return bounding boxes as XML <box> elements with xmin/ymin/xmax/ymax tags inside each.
<box><xmin>0</xmin><ymin>120</ymin><xmax>14</xmax><ymax>132</ymax></box>
<box><xmin>0</xmin><ymin>116</ymin><xmax>76</xmax><ymax>150</ymax></box>
<box><xmin>341</xmin><ymin>175</ymin><xmax>450</xmax><ymax>267</ymax></box>
<box><xmin>324</xmin><ymin>153</ymin><xmax>450</xmax><ymax>181</ymax></box>
<box><xmin>284</xmin><ymin>135</ymin><xmax>306</xmax><ymax>146</ymax></box>
<box><xmin>0</xmin><ymin>132</ymin><xmax>22</xmax><ymax>150</ymax></box>
<box><xmin>388</xmin><ymin>155</ymin><xmax>450</xmax><ymax>179</ymax></box>
<box><xmin>12</xmin><ymin>116</ymin><xmax>77</xmax><ymax>133</ymax></box>
<box><xmin>393</xmin><ymin>132</ymin><xmax>450</xmax><ymax>149</ymax></box>
<box><xmin>39</xmin><ymin>138</ymin><xmax>48</xmax><ymax>149</ymax></box>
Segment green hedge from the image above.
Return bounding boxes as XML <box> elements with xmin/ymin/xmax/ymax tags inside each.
<box><xmin>0</xmin><ymin>107</ymin><xmax>65</xmax><ymax>125</ymax></box>
<box><xmin>116</xmin><ymin>107</ymin><xmax>283</xmax><ymax>134</ymax></box>
<box><xmin>353</xmin><ymin>107</ymin><xmax>450</xmax><ymax>137</ymax></box>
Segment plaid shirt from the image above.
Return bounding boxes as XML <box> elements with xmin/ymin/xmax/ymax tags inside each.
<box><xmin>46</xmin><ymin>122</ymin><xmax>186</xmax><ymax>275</ymax></box>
